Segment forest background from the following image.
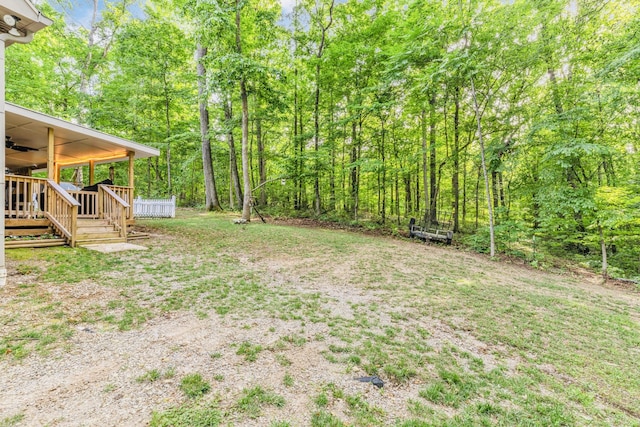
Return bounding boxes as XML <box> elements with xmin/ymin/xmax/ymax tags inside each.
<box><xmin>6</xmin><ymin>0</ymin><xmax>640</xmax><ymax>279</ymax></box>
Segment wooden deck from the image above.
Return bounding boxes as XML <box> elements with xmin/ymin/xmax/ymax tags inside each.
<box><xmin>5</xmin><ymin>175</ymin><xmax>133</xmax><ymax>248</ymax></box>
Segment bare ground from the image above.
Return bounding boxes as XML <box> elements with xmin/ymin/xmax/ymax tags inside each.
<box><xmin>1</xmin><ymin>218</ymin><xmax>638</xmax><ymax>426</ymax></box>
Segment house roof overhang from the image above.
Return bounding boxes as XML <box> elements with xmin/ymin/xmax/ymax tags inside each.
<box><xmin>0</xmin><ymin>0</ymin><xmax>53</xmax><ymax>47</ymax></box>
<box><xmin>5</xmin><ymin>103</ymin><xmax>160</xmax><ymax>171</ymax></box>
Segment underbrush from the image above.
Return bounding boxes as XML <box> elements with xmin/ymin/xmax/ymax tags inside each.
<box><xmin>266</xmin><ymin>209</ymin><xmax>639</xmax><ymax>282</ymax></box>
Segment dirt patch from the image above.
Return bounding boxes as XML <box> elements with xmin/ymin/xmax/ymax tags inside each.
<box><xmin>2</xmin><ymin>217</ymin><xmax>639</xmax><ymax>426</ymax></box>
<box><xmin>271</xmin><ymin>216</ymin><xmax>402</xmax><ymax>238</ymax></box>
<box><xmin>1</xmin><ymin>310</ymin><xmax>430</xmax><ymax>426</ymax></box>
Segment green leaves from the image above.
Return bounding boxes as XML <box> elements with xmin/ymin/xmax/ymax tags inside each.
<box><xmin>7</xmin><ymin>0</ymin><xmax>640</xmax><ymax>276</ymax></box>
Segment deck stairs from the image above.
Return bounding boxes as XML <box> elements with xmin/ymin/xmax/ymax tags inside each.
<box><xmin>76</xmin><ymin>219</ymin><xmax>127</xmax><ymax>246</ymax></box>
<box><xmin>4</xmin><ymin>219</ymin><xmax>66</xmax><ymax>249</ymax></box>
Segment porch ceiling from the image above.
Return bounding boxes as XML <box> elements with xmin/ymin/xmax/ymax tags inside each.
<box><xmin>5</xmin><ymin>103</ymin><xmax>160</xmax><ymax>171</ymax></box>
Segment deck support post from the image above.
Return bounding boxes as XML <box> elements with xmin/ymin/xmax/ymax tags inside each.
<box><xmin>47</xmin><ymin>127</ymin><xmax>55</xmax><ymax>180</ymax></box>
<box><xmin>128</xmin><ymin>151</ymin><xmax>135</xmax><ymax>191</ymax></box>
<box><xmin>89</xmin><ymin>160</ymin><xmax>95</xmax><ymax>185</ymax></box>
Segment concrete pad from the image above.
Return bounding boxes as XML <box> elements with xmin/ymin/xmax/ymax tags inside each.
<box><xmin>81</xmin><ymin>243</ymin><xmax>148</xmax><ymax>253</ymax></box>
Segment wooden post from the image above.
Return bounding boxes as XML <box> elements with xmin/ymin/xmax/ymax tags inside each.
<box><xmin>128</xmin><ymin>151</ymin><xmax>135</xmax><ymax>221</ymax></box>
<box><xmin>70</xmin><ymin>204</ymin><xmax>78</xmax><ymax>247</ymax></box>
<box><xmin>98</xmin><ymin>186</ymin><xmax>103</xmax><ymax>219</ymax></box>
<box><xmin>120</xmin><ymin>204</ymin><xmax>127</xmax><ymax>239</ymax></box>
<box><xmin>46</xmin><ymin>128</ymin><xmax>55</xmax><ymax>214</ymax></box>
<box><xmin>89</xmin><ymin>160</ymin><xmax>95</xmax><ymax>185</ymax></box>
<box><xmin>47</xmin><ymin>127</ymin><xmax>55</xmax><ymax>180</ymax></box>
<box><xmin>128</xmin><ymin>151</ymin><xmax>135</xmax><ymax>190</ymax></box>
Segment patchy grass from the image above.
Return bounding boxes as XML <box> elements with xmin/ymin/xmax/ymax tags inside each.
<box><xmin>236</xmin><ymin>341</ymin><xmax>263</xmax><ymax>362</ymax></box>
<box><xmin>179</xmin><ymin>373</ymin><xmax>210</xmax><ymax>399</ymax></box>
<box><xmin>3</xmin><ymin>210</ymin><xmax>640</xmax><ymax>426</ymax></box>
<box><xmin>136</xmin><ymin>367</ymin><xmax>175</xmax><ymax>383</ymax></box>
<box><xmin>0</xmin><ymin>414</ymin><xmax>24</xmax><ymax>427</ymax></box>
<box><xmin>283</xmin><ymin>372</ymin><xmax>294</xmax><ymax>387</ymax></box>
<box><xmin>311</xmin><ymin>411</ymin><xmax>347</xmax><ymax>427</ymax></box>
<box><xmin>235</xmin><ymin>386</ymin><xmax>285</xmax><ymax>419</ymax></box>
<box><xmin>150</xmin><ymin>400</ymin><xmax>221</xmax><ymax>427</ymax></box>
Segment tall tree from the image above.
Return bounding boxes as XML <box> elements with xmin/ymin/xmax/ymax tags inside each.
<box><xmin>311</xmin><ymin>0</ymin><xmax>335</xmax><ymax>215</ymax></box>
<box><xmin>224</xmin><ymin>97</ymin><xmax>243</xmax><ymax>209</ymax></box>
<box><xmin>196</xmin><ymin>46</ymin><xmax>221</xmax><ymax>210</ymax></box>
<box><xmin>235</xmin><ymin>0</ymin><xmax>252</xmax><ymax>221</ymax></box>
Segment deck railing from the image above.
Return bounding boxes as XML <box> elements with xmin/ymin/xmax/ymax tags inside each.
<box><xmin>5</xmin><ymin>175</ymin><xmax>133</xmax><ymax>245</ymax></box>
<box><xmin>67</xmin><ymin>185</ymin><xmax>133</xmax><ymax>220</ymax></box>
<box><xmin>67</xmin><ymin>190</ymin><xmax>98</xmax><ymax>219</ymax></box>
<box><xmin>108</xmin><ymin>185</ymin><xmax>133</xmax><ymax>221</ymax></box>
<box><xmin>45</xmin><ymin>180</ymin><xmax>80</xmax><ymax>246</ymax></box>
<box><xmin>4</xmin><ymin>175</ymin><xmax>48</xmax><ymax>219</ymax></box>
<box><xmin>98</xmin><ymin>185</ymin><xmax>129</xmax><ymax>239</ymax></box>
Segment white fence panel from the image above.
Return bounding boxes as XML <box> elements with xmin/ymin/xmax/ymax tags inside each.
<box><xmin>134</xmin><ymin>196</ymin><xmax>176</xmax><ymax>218</ymax></box>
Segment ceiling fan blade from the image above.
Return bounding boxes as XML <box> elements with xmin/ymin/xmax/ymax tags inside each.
<box><xmin>10</xmin><ymin>145</ymin><xmax>38</xmax><ymax>152</ymax></box>
<box><xmin>5</xmin><ymin>136</ymin><xmax>37</xmax><ymax>151</ymax></box>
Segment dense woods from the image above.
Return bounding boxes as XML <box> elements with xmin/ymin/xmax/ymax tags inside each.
<box><xmin>6</xmin><ymin>0</ymin><xmax>640</xmax><ymax>278</ymax></box>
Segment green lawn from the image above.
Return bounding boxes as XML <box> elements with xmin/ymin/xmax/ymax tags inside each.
<box><xmin>2</xmin><ymin>210</ymin><xmax>639</xmax><ymax>426</ymax></box>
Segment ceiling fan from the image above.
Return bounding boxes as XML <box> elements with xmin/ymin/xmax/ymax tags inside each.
<box><xmin>5</xmin><ymin>136</ymin><xmax>38</xmax><ymax>152</ymax></box>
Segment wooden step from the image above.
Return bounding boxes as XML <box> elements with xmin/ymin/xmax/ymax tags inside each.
<box><xmin>77</xmin><ymin>225</ymin><xmax>116</xmax><ymax>233</ymax></box>
<box><xmin>77</xmin><ymin>237</ymin><xmax>127</xmax><ymax>246</ymax></box>
<box><xmin>77</xmin><ymin>219</ymin><xmax>111</xmax><ymax>226</ymax></box>
<box><xmin>5</xmin><ymin>218</ymin><xmax>50</xmax><ymax>227</ymax></box>
<box><xmin>76</xmin><ymin>231</ymin><xmax>122</xmax><ymax>240</ymax></box>
<box><xmin>5</xmin><ymin>238</ymin><xmax>67</xmax><ymax>249</ymax></box>
<box><xmin>73</xmin><ymin>218</ymin><xmax>128</xmax><ymax>246</ymax></box>
<box><xmin>5</xmin><ymin>227</ymin><xmax>54</xmax><ymax>237</ymax></box>
<box><xmin>127</xmin><ymin>232</ymin><xmax>150</xmax><ymax>241</ymax></box>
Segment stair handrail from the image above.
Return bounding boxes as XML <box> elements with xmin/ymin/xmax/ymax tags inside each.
<box><xmin>46</xmin><ymin>179</ymin><xmax>81</xmax><ymax>246</ymax></box>
<box><xmin>106</xmin><ymin>185</ymin><xmax>133</xmax><ymax>221</ymax></box>
<box><xmin>98</xmin><ymin>184</ymin><xmax>129</xmax><ymax>239</ymax></box>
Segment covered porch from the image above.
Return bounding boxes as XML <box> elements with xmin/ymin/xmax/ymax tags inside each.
<box><xmin>4</xmin><ymin>103</ymin><xmax>159</xmax><ymax>247</ymax></box>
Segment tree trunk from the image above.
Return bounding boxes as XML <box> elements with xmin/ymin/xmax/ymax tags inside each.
<box><xmin>250</xmin><ymin>113</ymin><xmax>256</xmax><ymax>190</ymax></box>
<box><xmin>499</xmin><ymin>172</ymin><xmax>506</xmax><ymax>211</ymax></box>
<box><xmin>492</xmin><ymin>171</ymin><xmax>499</xmax><ymax>210</ymax></box>
<box><xmin>470</xmin><ymin>76</ymin><xmax>495</xmax><ymax>257</ymax></box>
<box><xmin>155</xmin><ymin>156</ymin><xmax>161</xmax><ymax>184</ymax></box>
<box><xmin>77</xmin><ymin>0</ymin><xmax>99</xmax><ymax>122</ymax></box>
<box><xmin>600</xmin><ymin>225</ymin><xmax>608</xmax><ymax>279</ymax></box>
<box><xmin>429</xmin><ymin>94</ymin><xmax>437</xmax><ymax>224</ymax></box>
<box><xmin>350</xmin><ymin>119</ymin><xmax>358</xmax><ymax>219</ymax></box>
<box><xmin>452</xmin><ymin>85</ymin><xmax>460</xmax><ymax>232</ymax></box>
<box><xmin>475</xmin><ymin>165</ymin><xmax>480</xmax><ymax>230</ymax></box>
<box><xmin>147</xmin><ymin>158</ymin><xmax>151</xmax><ymax>195</ymax></box>
<box><xmin>421</xmin><ymin>109</ymin><xmax>429</xmax><ymax>224</ymax></box>
<box><xmin>236</xmin><ymin>0</ymin><xmax>251</xmax><ymax>221</ymax></box>
<box><xmin>196</xmin><ymin>45</ymin><xmax>220</xmax><ymax>211</ymax></box>
<box><xmin>293</xmin><ymin>67</ymin><xmax>300</xmax><ymax>210</ymax></box>
<box><xmin>313</xmin><ymin>42</ymin><xmax>322</xmax><ymax>216</ymax></box>
<box><xmin>224</xmin><ymin>98</ymin><xmax>243</xmax><ymax>209</ymax></box>
<box><xmin>329</xmin><ymin>90</ymin><xmax>336</xmax><ymax>211</ymax></box>
<box><xmin>257</xmin><ymin>118</ymin><xmax>266</xmax><ymax>206</ymax></box>
<box><xmin>313</xmin><ymin>0</ymin><xmax>335</xmax><ymax>216</ymax></box>
<box><xmin>380</xmin><ymin>118</ymin><xmax>386</xmax><ymax>224</ymax></box>
<box><xmin>73</xmin><ymin>167</ymin><xmax>83</xmax><ymax>188</ymax></box>
<box><xmin>415</xmin><ymin>163</ymin><xmax>420</xmax><ymax>213</ymax></box>
<box><xmin>294</xmin><ymin>68</ymin><xmax>307</xmax><ymax>210</ymax></box>
<box><xmin>462</xmin><ymin>151</ymin><xmax>467</xmax><ymax>223</ymax></box>
<box><xmin>341</xmin><ymin>129</ymin><xmax>347</xmax><ymax>212</ymax></box>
